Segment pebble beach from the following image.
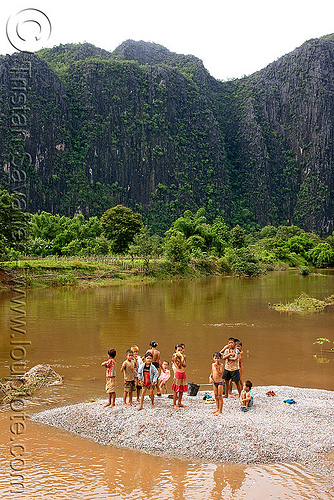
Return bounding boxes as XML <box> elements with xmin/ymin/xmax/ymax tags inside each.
<box><xmin>32</xmin><ymin>385</ymin><xmax>334</xmax><ymax>481</ymax></box>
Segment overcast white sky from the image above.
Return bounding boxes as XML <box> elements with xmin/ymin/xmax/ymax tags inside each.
<box><xmin>1</xmin><ymin>0</ymin><xmax>334</xmax><ymax>80</ymax></box>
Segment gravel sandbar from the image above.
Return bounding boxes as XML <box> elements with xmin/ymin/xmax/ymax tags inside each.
<box><xmin>31</xmin><ymin>385</ymin><xmax>334</xmax><ymax>472</ymax></box>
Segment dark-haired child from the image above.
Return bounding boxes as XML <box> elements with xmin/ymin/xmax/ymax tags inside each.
<box><xmin>120</xmin><ymin>349</ymin><xmax>135</xmax><ymax>407</ymax></box>
<box><xmin>209</xmin><ymin>352</ymin><xmax>224</xmax><ymax>415</ymax></box>
<box><xmin>171</xmin><ymin>352</ymin><xmax>188</xmax><ymax>409</ymax></box>
<box><xmin>235</xmin><ymin>340</ymin><xmax>244</xmax><ymax>386</ymax></box>
<box><xmin>240</xmin><ymin>380</ymin><xmax>254</xmax><ymax>411</ymax></box>
<box><xmin>137</xmin><ymin>352</ymin><xmax>159</xmax><ymax>410</ymax></box>
<box><xmin>148</xmin><ymin>341</ymin><xmax>164</xmax><ymax>396</ymax></box>
<box><xmin>221</xmin><ymin>337</ymin><xmax>241</xmax><ymax>398</ymax></box>
<box><xmin>101</xmin><ymin>348</ymin><xmax>116</xmax><ymax>407</ymax></box>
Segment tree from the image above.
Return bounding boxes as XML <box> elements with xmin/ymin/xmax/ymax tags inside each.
<box><xmin>0</xmin><ymin>189</ymin><xmax>30</xmax><ymax>251</ymax></box>
<box><xmin>100</xmin><ymin>205</ymin><xmax>143</xmax><ymax>254</ymax></box>
<box><xmin>307</xmin><ymin>243</ymin><xmax>334</xmax><ymax>268</ymax></box>
<box><xmin>129</xmin><ymin>226</ymin><xmax>163</xmax><ymax>273</ymax></box>
<box><xmin>230</xmin><ymin>225</ymin><xmax>246</xmax><ymax>249</ymax></box>
<box><xmin>211</xmin><ymin>216</ymin><xmax>230</xmax><ymax>255</ymax></box>
<box><xmin>164</xmin><ymin>231</ymin><xmax>190</xmax><ymax>267</ymax></box>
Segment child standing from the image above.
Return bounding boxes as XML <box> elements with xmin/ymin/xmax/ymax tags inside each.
<box><xmin>171</xmin><ymin>351</ymin><xmax>188</xmax><ymax>409</ymax></box>
<box><xmin>120</xmin><ymin>349</ymin><xmax>136</xmax><ymax>407</ymax></box>
<box><xmin>131</xmin><ymin>345</ymin><xmax>143</xmax><ymax>402</ymax></box>
<box><xmin>158</xmin><ymin>361</ymin><xmax>171</xmax><ymax>394</ymax></box>
<box><xmin>137</xmin><ymin>352</ymin><xmax>159</xmax><ymax>410</ymax></box>
<box><xmin>209</xmin><ymin>352</ymin><xmax>224</xmax><ymax>415</ymax></box>
<box><xmin>221</xmin><ymin>337</ymin><xmax>241</xmax><ymax>398</ymax></box>
<box><xmin>240</xmin><ymin>380</ymin><xmax>254</xmax><ymax>411</ymax></box>
<box><xmin>147</xmin><ymin>341</ymin><xmax>164</xmax><ymax>396</ymax></box>
<box><xmin>235</xmin><ymin>340</ymin><xmax>244</xmax><ymax>386</ymax></box>
<box><xmin>101</xmin><ymin>348</ymin><xmax>116</xmax><ymax>407</ymax></box>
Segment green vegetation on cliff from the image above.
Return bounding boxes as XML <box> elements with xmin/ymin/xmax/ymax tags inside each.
<box><xmin>1</xmin><ymin>37</ymin><xmax>333</xmax><ymax>234</ymax></box>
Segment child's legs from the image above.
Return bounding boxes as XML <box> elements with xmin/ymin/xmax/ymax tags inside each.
<box><xmin>128</xmin><ymin>389</ymin><xmax>134</xmax><ymax>404</ymax></box>
<box><xmin>173</xmin><ymin>391</ymin><xmax>178</xmax><ymax>407</ymax></box>
<box><xmin>137</xmin><ymin>386</ymin><xmax>141</xmax><ymax>400</ymax></box>
<box><xmin>160</xmin><ymin>381</ymin><xmax>166</xmax><ymax>394</ymax></box>
<box><xmin>123</xmin><ymin>390</ymin><xmax>128</xmax><ymax>404</ymax></box>
<box><xmin>149</xmin><ymin>388</ymin><xmax>154</xmax><ymax>406</ymax></box>
<box><xmin>213</xmin><ymin>384</ymin><xmax>219</xmax><ymax>410</ymax></box>
<box><xmin>244</xmin><ymin>394</ymin><xmax>252</xmax><ymax>407</ymax></box>
<box><xmin>239</xmin><ymin>367</ymin><xmax>244</xmax><ymax>386</ymax></box>
<box><xmin>177</xmin><ymin>392</ymin><xmax>183</xmax><ymax>405</ymax></box>
<box><xmin>224</xmin><ymin>379</ymin><xmax>231</xmax><ymax>397</ymax></box>
<box><xmin>217</xmin><ymin>384</ymin><xmax>224</xmax><ymax>412</ymax></box>
<box><xmin>140</xmin><ymin>386</ymin><xmax>147</xmax><ymax>406</ymax></box>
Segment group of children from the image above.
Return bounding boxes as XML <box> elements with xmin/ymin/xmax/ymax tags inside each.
<box><xmin>210</xmin><ymin>336</ymin><xmax>254</xmax><ymax>415</ymax></box>
<box><xmin>101</xmin><ymin>337</ymin><xmax>253</xmax><ymax>413</ymax></box>
<box><xmin>101</xmin><ymin>341</ymin><xmax>189</xmax><ymax>410</ymax></box>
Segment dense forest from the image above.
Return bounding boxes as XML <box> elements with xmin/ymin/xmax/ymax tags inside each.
<box><xmin>1</xmin><ymin>191</ymin><xmax>334</xmax><ymax>278</ymax></box>
<box><xmin>0</xmin><ymin>35</ymin><xmax>334</xmax><ymax>235</ymax></box>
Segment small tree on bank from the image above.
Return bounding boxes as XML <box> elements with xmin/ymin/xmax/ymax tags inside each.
<box><xmin>100</xmin><ymin>205</ymin><xmax>143</xmax><ymax>254</ymax></box>
<box><xmin>129</xmin><ymin>226</ymin><xmax>163</xmax><ymax>273</ymax></box>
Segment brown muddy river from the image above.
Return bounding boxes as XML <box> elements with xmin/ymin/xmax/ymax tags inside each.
<box><xmin>1</xmin><ymin>271</ymin><xmax>334</xmax><ymax>499</ymax></box>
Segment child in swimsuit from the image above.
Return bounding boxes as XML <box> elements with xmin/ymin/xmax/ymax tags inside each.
<box><xmin>209</xmin><ymin>352</ymin><xmax>224</xmax><ymax>415</ymax></box>
<box><xmin>171</xmin><ymin>351</ymin><xmax>188</xmax><ymax>409</ymax></box>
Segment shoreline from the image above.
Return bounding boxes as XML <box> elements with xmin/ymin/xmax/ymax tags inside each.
<box><xmin>31</xmin><ymin>385</ymin><xmax>334</xmax><ymax>484</ymax></box>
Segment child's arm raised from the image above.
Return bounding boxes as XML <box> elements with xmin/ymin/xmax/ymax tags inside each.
<box><xmin>220</xmin><ymin>345</ymin><xmax>229</xmax><ymax>355</ymax></box>
<box><xmin>228</xmin><ymin>351</ymin><xmax>239</xmax><ymax>361</ymax></box>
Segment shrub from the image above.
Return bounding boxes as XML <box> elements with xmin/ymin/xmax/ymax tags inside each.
<box><xmin>217</xmin><ymin>257</ymin><xmax>231</xmax><ymax>273</ymax></box>
<box><xmin>308</xmin><ymin>243</ymin><xmax>334</xmax><ymax>268</ymax></box>
<box><xmin>191</xmin><ymin>255</ymin><xmax>218</xmax><ymax>274</ymax></box>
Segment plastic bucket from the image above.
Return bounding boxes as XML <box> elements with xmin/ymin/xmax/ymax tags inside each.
<box><xmin>188</xmin><ymin>382</ymin><xmax>200</xmax><ymax>396</ymax></box>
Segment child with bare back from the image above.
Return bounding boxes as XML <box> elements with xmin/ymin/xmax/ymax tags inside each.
<box><xmin>147</xmin><ymin>341</ymin><xmax>164</xmax><ymax>396</ymax></box>
<box><xmin>209</xmin><ymin>352</ymin><xmax>224</xmax><ymax>415</ymax></box>
<box><xmin>131</xmin><ymin>345</ymin><xmax>143</xmax><ymax>402</ymax></box>
<box><xmin>171</xmin><ymin>351</ymin><xmax>188</xmax><ymax>409</ymax></box>
<box><xmin>120</xmin><ymin>349</ymin><xmax>136</xmax><ymax>407</ymax></box>
<box><xmin>235</xmin><ymin>340</ymin><xmax>244</xmax><ymax>386</ymax></box>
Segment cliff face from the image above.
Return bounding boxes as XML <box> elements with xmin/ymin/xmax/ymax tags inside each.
<box><xmin>219</xmin><ymin>35</ymin><xmax>334</xmax><ymax>233</ymax></box>
<box><xmin>0</xmin><ymin>37</ymin><xmax>333</xmax><ymax>233</ymax></box>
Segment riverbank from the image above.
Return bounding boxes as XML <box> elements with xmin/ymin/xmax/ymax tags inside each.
<box><xmin>32</xmin><ymin>385</ymin><xmax>334</xmax><ymax>481</ymax></box>
<box><xmin>0</xmin><ymin>257</ymin><xmax>224</xmax><ymax>290</ymax></box>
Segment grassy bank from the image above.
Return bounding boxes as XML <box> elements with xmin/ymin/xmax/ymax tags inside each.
<box><xmin>0</xmin><ymin>255</ymin><xmax>223</xmax><ymax>290</ymax></box>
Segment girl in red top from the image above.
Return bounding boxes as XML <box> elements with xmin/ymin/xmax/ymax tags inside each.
<box><xmin>171</xmin><ymin>351</ymin><xmax>188</xmax><ymax>409</ymax></box>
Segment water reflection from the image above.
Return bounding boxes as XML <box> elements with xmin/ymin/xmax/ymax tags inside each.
<box><xmin>1</xmin><ymin>272</ymin><xmax>334</xmax><ymax>499</ymax></box>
